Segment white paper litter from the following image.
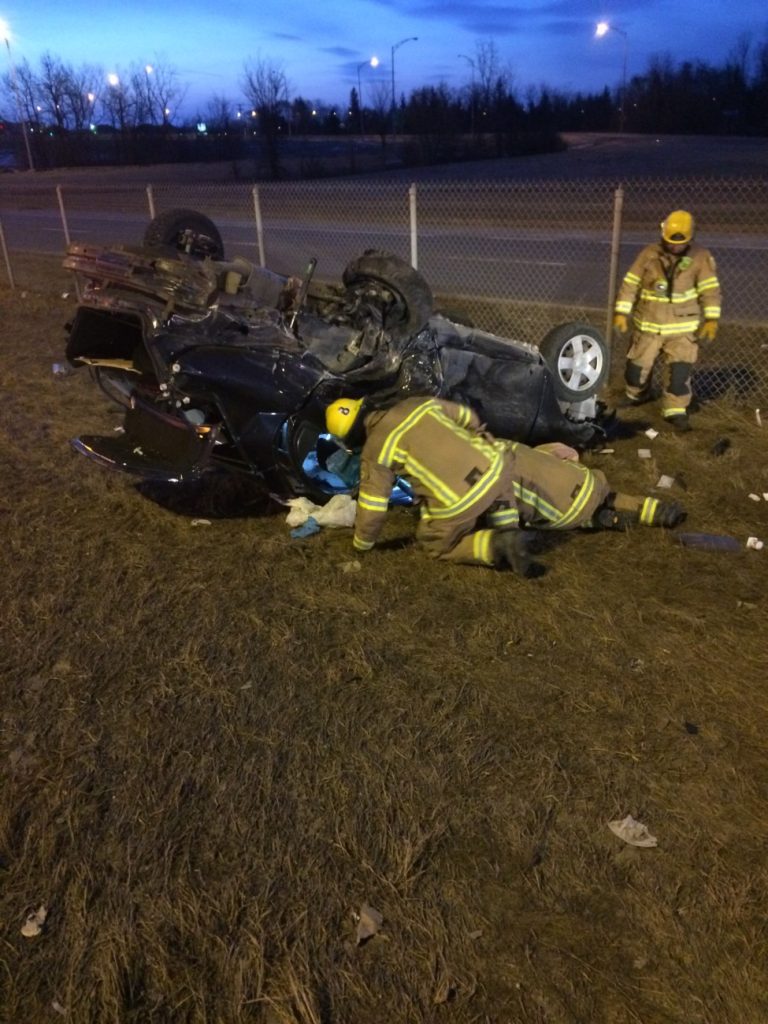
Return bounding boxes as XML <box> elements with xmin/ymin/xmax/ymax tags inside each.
<box><xmin>656</xmin><ymin>475</ymin><xmax>675</xmax><ymax>489</ymax></box>
<box><xmin>644</xmin><ymin>428</ymin><xmax>659</xmax><ymax>439</ymax></box>
<box><xmin>608</xmin><ymin>815</ymin><xmax>658</xmax><ymax>848</ymax></box>
<box><xmin>637</xmin><ymin>448</ymin><xmax>653</xmax><ymax>459</ymax></box>
<box><xmin>340</xmin><ymin>560</ymin><xmax>362</xmax><ymax>574</ymax></box>
<box><xmin>763</xmin><ymin>493</ymin><xmax>768</xmax><ymax>502</ymax></box>
<box><xmin>748</xmin><ymin>493</ymin><xmax>761</xmax><ymax>502</ymax></box>
<box><xmin>190</xmin><ymin>518</ymin><xmax>212</xmax><ymax>527</ymax></box>
<box><xmin>21</xmin><ymin>904</ymin><xmax>47</xmax><ymax>938</ymax></box>
<box><xmin>598</xmin><ymin>448</ymin><xmax>615</xmax><ymax>455</ymax></box>
<box><xmin>756</xmin><ymin>409</ymin><xmax>763</xmax><ymax>427</ymax></box>
<box><xmin>355</xmin><ymin>903</ymin><xmax>384</xmax><ymax>945</ymax></box>
<box><xmin>746</xmin><ymin>537</ymin><xmax>764</xmax><ymax>550</ymax></box>
<box><xmin>285</xmin><ymin>494</ymin><xmax>356</xmax><ymax>529</ymax></box>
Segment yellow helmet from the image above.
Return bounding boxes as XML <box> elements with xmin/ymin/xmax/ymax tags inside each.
<box><xmin>660</xmin><ymin>210</ymin><xmax>695</xmax><ymax>246</ymax></box>
<box><xmin>326</xmin><ymin>396</ymin><xmax>365</xmax><ymax>439</ymax></box>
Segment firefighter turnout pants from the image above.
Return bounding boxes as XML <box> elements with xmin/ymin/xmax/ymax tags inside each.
<box><xmin>625</xmin><ymin>331</ymin><xmax>698</xmax><ymax>417</ymax></box>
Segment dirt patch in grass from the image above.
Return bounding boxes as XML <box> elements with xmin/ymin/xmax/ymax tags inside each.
<box><xmin>1</xmin><ymin>287</ymin><xmax>767</xmax><ymax>1023</ymax></box>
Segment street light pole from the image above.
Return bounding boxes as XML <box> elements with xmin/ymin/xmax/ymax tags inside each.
<box><xmin>458</xmin><ymin>53</ymin><xmax>476</xmax><ymax>136</ymax></box>
<box><xmin>1</xmin><ymin>25</ymin><xmax>35</xmax><ymax>171</ymax></box>
<box><xmin>390</xmin><ymin>36</ymin><xmax>417</xmax><ymax>137</ymax></box>
<box><xmin>595</xmin><ymin>21</ymin><xmax>629</xmax><ymax>132</ymax></box>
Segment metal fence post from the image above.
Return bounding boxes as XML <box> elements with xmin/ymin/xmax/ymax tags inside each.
<box><xmin>57</xmin><ymin>184</ymin><xmax>82</xmax><ymax>300</ymax></box>
<box><xmin>0</xmin><ymin>217</ymin><xmax>15</xmax><ymax>289</ymax></box>
<box><xmin>252</xmin><ymin>186</ymin><xmax>266</xmax><ymax>268</ymax></box>
<box><xmin>606</xmin><ymin>185</ymin><xmax>624</xmax><ymax>350</ymax></box>
<box><xmin>146</xmin><ymin>184</ymin><xmax>156</xmax><ymax>220</ymax></box>
<box><xmin>56</xmin><ymin>185</ymin><xmax>72</xmax><ymax>247</ymax></box>
<box><xmin>409</xmin><ymin>182</ymin><xmax>418</xmax><ymax>269</ymax></box>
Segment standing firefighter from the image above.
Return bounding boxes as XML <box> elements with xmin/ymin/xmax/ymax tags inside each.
<box><xmin>613</xmin><ymin>209</ymin><xmax>721</xmax><ymax>431</ymax></box>
<box><xmin>325</xmin><ymin>395</ymin><xmax>685</xmax><ymax>576</ymax></box>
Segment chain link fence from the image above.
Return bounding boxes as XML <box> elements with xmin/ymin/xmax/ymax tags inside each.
<box><xmin>1</xmin><ymin>174</ymin><xmax>766</xmax><ymax>395</ymax></box>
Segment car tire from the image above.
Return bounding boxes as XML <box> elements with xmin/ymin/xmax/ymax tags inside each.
<box><xmin>342</xmin><ymin>250</ymin><xmax>433</xmax><ymax>340</ymax></box>
<box><xmin>538</xmin><ymin>322</ymin><xmax>608</xmax><ymax>401</ymax></box>
<box><xmin>143</xmin><ymin>208</ymin><xmax>225</xmax><ymax>260</ymax></box>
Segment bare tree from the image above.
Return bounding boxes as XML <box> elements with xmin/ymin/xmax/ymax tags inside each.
<box><xmin>241</xmin><ymin>57</ymin><xmax>289</xmax><ymax>177</ymax></box>
<box><xmin>205</xmin><ymin>94</ymin><xmax>235</xmax><ymax>132</ymax></box>
<box><xmin>62</xmin><ymin>64</ymin><xmax>101</xmax><ymax>131</ymax></box>
<box><xmin>368</xmin><ymin>78</ymin><xmax>392</xmax><ymax>154</ymax></box>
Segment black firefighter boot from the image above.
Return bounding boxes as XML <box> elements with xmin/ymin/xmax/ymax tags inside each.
<box><xmin>492</xmin><ymin>530</ymin><xmax>545</xmax><ymax>577</ymax></box>
<box><xmin>595</xmin><ymin>497</ymin><xmax>686</xmax><ymax>530</ymax></box>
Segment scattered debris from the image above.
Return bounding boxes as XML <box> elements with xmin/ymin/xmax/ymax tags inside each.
<box><xmin>285</xmin><ymin>494</ymin><xmax>356</xmax><ymax>530</ymax></box>
<box><xmin>597</xmin><ymin>447</ymin><xmax>615</xmax><ymax>454</ymax></box>
<box><xmin>677</xmin><ymin>533</ymin><xmax>742</xmax><ymax>552</ymax></box>
<box><xmin>637</xmin><ymin>448</ymin><xmax>653</xmax><ymax>459</ymax></box>
<box><xmin>290</xmin><ymin>516</ymin><xmax>321</xmax><ymax>539</ymax></box>
<box><xmin>190</xmin><ymin>518</ymin><xmax>212</xmax><ymax>527</ymax></box>
<box><xmin>710</xmin><ymin>437</ymin><xmax>731</xmax><ymax>457</ymax></box>
<box><xmin>113</xmin><ymin>426</ymin><xmax>125</xmax><ymax>434</ymax></box>
<box><xmin>340</xmin><ymin>560</ymin><xmax>362</xmax><ymax>574</ymax></box>
<box><xmin>656</xmin><ymin>475</ymin><xmax>675</xmax><ymax>489</ymax></box>
<box><xmin>608</xmin><ymin>815</ymin><xmax>658</xmax><ymax>848</ymax></box>
<box><xmin>737</xmin><ymin>599</ymin><xmax>757</xmax><ymax>609</ymax></box>
<box><xmin>683</xmin><ymin>721</ymin><xmax>699</xmax><ymax>735</ymax></box>
<box><xmin>21</xmin><ymin>904</ymin><xmax>47</xmax><ymax>938</ymax></box>
<box><xmin>51</xmin><ymin>1001</ymin><xmax>67</xmax><ymax>1016</ymax></box>
<box><xmin>756</xmin><ymin>409</ymin><xmax>762</xmax><ymax>428</ymax></box>
<box><xmin>644</xmin><ymin>428</ymin><xmax>659</xmax><ymax>440</ymax></box>
<box><xmin>748</xmin><ymin>493</ymin><xmax>761</xmax><ymax>502</ymax></box>
<box><xmin>746</xmin><ymin>537</ymin><xmax>764</xmax><ymax>550</ymax></box>
<box><xmin>355</xmin><ymin>903</ymin><xmax>383</xmax><ymax>946</ymax></box>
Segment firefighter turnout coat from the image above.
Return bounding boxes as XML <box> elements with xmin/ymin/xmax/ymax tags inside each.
<box><xmin>614</xmin><ymin>242</ymin><xmax>721</xmax><ymax>338</ymax></box>
<box><xmin>352</xmin><ymin>397</ymin><xmax>614</xmax><ymax>566</ymax></box>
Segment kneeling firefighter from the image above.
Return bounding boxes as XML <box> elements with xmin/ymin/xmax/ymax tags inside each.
<box><xmin>326</xmin><ymin>395</ymin><xmax>685</xmax><ymax>576</ymax></box>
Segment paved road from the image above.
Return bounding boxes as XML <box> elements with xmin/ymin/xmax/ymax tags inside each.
<box><xmin>2</xmin><ymin>207</ymin><xmax>766</xmax><ymax>319</ymax></box>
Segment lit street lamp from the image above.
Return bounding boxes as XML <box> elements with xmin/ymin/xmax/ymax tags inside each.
<box><xmin>595</xmin><ymin>20</ymin><xmax>629</xmax><ymax>132</ymax></box>
<box><xmin>458</xmin><ymin>53</ymin><xmax>476</xmax><ymax>136</ymax></box>
<box><xmin>0</xmin><ymin>20</ymin><xmax>35</xmax><ymax>171</ymax></box>
<box><xmin>390</xmin><ymin>36</ymin><xmax>417</xmax><ymax>136</ymax></box>
<box><xmin>356</xmin><ymin>55</ymin><xmax>379</xmax><ymax>135</ymax></box>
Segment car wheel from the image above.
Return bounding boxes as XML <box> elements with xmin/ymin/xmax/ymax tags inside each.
<box><xmin>143</xmin><ymin>208</ymin><xmax>225</xmax><ymax>260</ymax></box>
<box><xmin>342</xmin><ymin>250</ymin><xmax>433</xmax><ymax>341</ymax></box>
<box><xmin>538</xmin><ymin>322</ymin><xmax>608</xmax><ymax>401</ymax></box>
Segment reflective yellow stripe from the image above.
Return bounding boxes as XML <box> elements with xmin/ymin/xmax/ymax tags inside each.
<box><xmin>488</xmin><ymin>507</ymin><xmax>520</xmax><ymax>527</ymax></box>
<box><xmin>474</xmin><ymin>528</ymin><xmax>494</xmax><ymax>565</ymax></box>
<box><xmin>514</xmin><ymin>482</ymin><xmax>560</xmax><ymax>522</ymax></box>
<box><xmin>377</xmin><ymin>399</ymin><xmax>439</xmax><ymax>466</ymax></box>
<box><xmin>640</xmin><ymin>497</ymin><xmax>659</xmax><ymax>525</ymax></box>
<box><xmin>662</xmin><ymin>407</ymin><xmax>687</xmax><ymax>418</ymax></box>
<box><xmin>358</xmin><ymin>490</ymin><xmax>390</xmax><ymax>512</ymax></box>
<box><xmin>353</xmin><ymin>536</ymin><xmax>375</xmax><ymax>550</ymax></box>
<box><xmin>639</xmin><ymin>289</ymin><xmax>698</xmax><ymax>303</ymax></box>
<box><xmin>702</xmin><ymin>306</ymin><xmax>721</xmax><ymax>318</ymax></box>
<box><xmin>403</xmin><ymin>453</ymin><xmax>460</xmax><ymax>506</ymax></box>
<box><xmin>424</xmin><ymin>451</ymin><xmax>505</xmax><ymax>520</ymax></box>
<box><xmin>549</xmin><ymin>469</ymin><xmax>596</xmax><ymax>529</ymax></box>
<box><xmin>615</xmin><ymin>301</ymin><xmax>633</xmax><ymax>313</ymax></box>
<box><xmin>697</xmin><ymin>276</ymin><xmax>719</xmax><ymax>291</ymax></box>
<box><xmin>633</xmin><ymin>318</ymin><xmax>700</xmax><ymax>335</ymax></box>
<box><xmin>624</xmin><ymin>272</ymin><xmax>641</xmax><ymax>285</ymax></box>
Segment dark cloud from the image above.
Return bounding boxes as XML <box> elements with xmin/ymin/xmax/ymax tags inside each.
<box><xmin>321</xmin><ymin>46</ymin><xmax>359</xmax><ymax>57</ymax></box>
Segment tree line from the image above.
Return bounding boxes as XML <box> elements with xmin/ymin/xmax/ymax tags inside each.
<box><xmin>1</xmin><ymin>36</ymin><xmax>767</xmax><ymax>175</ymax></box>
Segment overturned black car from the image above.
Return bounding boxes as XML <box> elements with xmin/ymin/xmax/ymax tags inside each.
<box><xmin>62</xmin><ymin>208</ymin><xmax>609</xmax><ymax>502</ymax></box>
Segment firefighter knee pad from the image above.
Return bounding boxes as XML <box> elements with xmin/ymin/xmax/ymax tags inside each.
<box><xmin>668</xmin><ymin>362</ymin><xmax>693</xmax><ymax>397</ymax></box>
<box><xmin>624</xmin><ymin>362</ymin><xmax>645</xmax><ymax>388</ymax></box>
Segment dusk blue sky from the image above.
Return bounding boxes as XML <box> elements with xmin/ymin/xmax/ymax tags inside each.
<box><xmin>2</xmin><ymin>0</ymin><xmax>767</xmax><ymax>119</ymax></box>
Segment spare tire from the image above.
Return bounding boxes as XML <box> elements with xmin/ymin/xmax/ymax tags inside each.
<box><xmin>143</xmin><ymin>208</ymin><xmax>225</xmax><ymax>260</ymax></box>
<box><xmin>538</xmin><ymin>322</ymin><xmax>608</xmax><ymax>402</ymax></box>
<box><xmin>342</xmin><ymin>250</ymin><xmax>433</xmax><ymax>341</ymax></box>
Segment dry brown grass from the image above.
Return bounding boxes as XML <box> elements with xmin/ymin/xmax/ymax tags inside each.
<box><xmin>1</xmin><ymin>281</ymin><xmax>768</xmax><ymax>1023</ymax></box>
